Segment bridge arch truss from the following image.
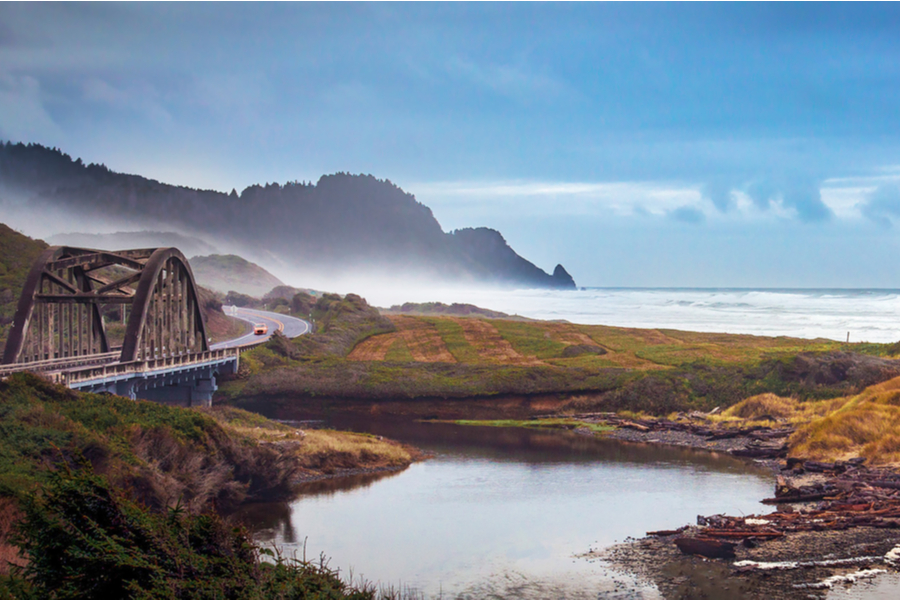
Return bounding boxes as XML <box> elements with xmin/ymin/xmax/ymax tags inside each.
<box><xmin>2</xmin><ymin>247</ymin><xmax>209</xmax><ymax>365</ymax></box>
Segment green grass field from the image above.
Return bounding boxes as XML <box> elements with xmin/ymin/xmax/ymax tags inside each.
<box><xmin>224</xmin><ymin>309</ymin><xmax>900</xmax><ymax>416</ymax></box>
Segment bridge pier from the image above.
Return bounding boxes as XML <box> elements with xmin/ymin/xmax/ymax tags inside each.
<box><xmin>133</xmin><ymin>366</ymin><xmax>224</xmax><ymax>407</ymax></box>
<box><xmin>66</xmin><ymin>354</ymin><xmax>239</xmax><ymax>407</ymax></box>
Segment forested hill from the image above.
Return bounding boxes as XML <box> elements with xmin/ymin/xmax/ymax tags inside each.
<box><xmin>0</xmin><ymin>142</ymin><xmax>576</xmax><ymax>289</ymax></box>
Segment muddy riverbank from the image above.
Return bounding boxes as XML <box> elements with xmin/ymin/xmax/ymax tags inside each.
<box><xmin>566</xmin><ymin>416</ymin><xmax>900</xmax><ymax>598</ymax></box>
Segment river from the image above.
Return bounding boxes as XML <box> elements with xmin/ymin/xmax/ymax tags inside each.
<box><xmin>236</xmin><ymin>419</ymin><xmax>776</xmax><ymax>599</ymax></box>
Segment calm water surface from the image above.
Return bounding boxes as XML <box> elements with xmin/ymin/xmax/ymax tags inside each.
<box><xmin>237</xmin><ymin>420</ymin><xmax>776</xmax><ymax>598</ymax></box>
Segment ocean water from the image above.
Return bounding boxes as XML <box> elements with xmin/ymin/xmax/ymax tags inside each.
<box><xmin>364</xmin><ymin>287</ymin><xmax>900</xmax><ymax>344</ymax></box>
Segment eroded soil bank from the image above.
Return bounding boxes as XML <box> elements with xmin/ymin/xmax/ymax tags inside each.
<box><xmin>234</xmin><ymin>392</ymin><xmax>577</xmax><ymax>421</ymax></box>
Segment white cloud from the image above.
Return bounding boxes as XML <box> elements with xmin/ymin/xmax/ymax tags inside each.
<box><xmin>819</xmin><ymin>169</ymin><xmax>900</xmax><ymax>219</ymax></box>
<box><xmin>410</xmin><ymin>179</ymin><xmax>705</xmax><ymax>218</ymax></box>
<box><xmin>413</xmin><ymin>176</ymin><xmax>900</xmax><ymax>226</ymax></box>
<box><xmin>0</xmin><ymin>72</ymin><xmax>64</xmax><ymax>142</ymax></box>
<box><xmin>81</xmin><ymin>77</ymin><xmax>173</xmax><ymax>126</ymax></box>
<box><xmin>445</xmin><ymin>57</ymin><xmax>567</xmax><ymax>101</ymax></box>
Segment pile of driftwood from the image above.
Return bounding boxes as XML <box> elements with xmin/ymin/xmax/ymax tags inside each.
<box><xmin>660</xmin><ymin>460</ymin><xmax>900</xmax><ymax>559</ymax></box>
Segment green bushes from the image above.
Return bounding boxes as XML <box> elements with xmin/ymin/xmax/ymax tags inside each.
<box><xmin>237</xmin><ymin>359</ymin><xmax>629</xmax><ymax>402</ymax></box>
<box><xmin>1</xmin><ymin>467</ymin><xmax>377</xmax><ymax>599</ymax></box>
<box><xmin>595</xmin><ymin>352</ymin><xmax>900</xmax><ymax>414</ymax></box>
<box><xmin>0</xmin><ymin>374</ymin><xmax>302</xmax><ymax>511</ymax></box>
<box><xmin>268</xmin><ymin>293</ymin><xmax>395</xmax><ymax>360</ymax></box>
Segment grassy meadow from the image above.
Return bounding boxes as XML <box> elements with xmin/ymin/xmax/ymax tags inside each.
<box><xmin>224</xmin><ymin>300</ymin><xmax>900</xmax><ymax>416</ymax></box>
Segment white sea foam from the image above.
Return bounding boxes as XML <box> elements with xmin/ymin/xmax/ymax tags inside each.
<box><xmin>363</xmin><ymin>287</ymin><xmax>900</xmax><ymax>343</ymax></box>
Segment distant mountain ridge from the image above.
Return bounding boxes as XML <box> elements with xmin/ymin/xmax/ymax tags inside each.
<box><xmin>0</xmin><ymin>142</ymin><xmax>576</xmax><ymax>289</ymax></box>
<box><xmin>189</xmin><ymin>254</ymin><xmax>285</xmax><ymax>297</ymax></box>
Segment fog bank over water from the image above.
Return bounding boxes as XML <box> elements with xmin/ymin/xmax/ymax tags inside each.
<box><xmin>357</xmin><ymin>287</ymin><xmax>900</xmax><ymax>344</ymax></box>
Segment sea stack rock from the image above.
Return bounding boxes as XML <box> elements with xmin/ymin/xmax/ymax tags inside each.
<box><xmin>551</xmin><ymin>264</ymin><xmax>576</xmax><ymax>289</ymax></box>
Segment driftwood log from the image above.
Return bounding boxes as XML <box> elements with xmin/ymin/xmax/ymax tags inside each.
<box><xmin>674</xmin><ymin>537</ymin><xmax>736</xmax><ymax>559</ymax></box>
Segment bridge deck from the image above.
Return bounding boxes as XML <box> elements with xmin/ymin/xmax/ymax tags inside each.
<box><xmin>52</xmin><ymin>347</ymin><xmax>241</xmax><ymax>388</ymax></box>
<box><xmin>1</xmin><ymin>306</ymin><xmax>310</xmax><ymax>405</ymax></box>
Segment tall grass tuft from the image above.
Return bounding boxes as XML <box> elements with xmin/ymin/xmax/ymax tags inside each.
<box><xmin>790</xmin><ymin>376</ymin><xmax>900</xmax><ymax>464</ymax></box>
<box><xmin>723</xmin><ymin>393</ymin><xmax>798</xmax><ymax>420</ymax></box>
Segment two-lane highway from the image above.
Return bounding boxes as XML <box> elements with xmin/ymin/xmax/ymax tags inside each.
<box><xmin>212</xmin><ymin>306</ymin><xmax>311</xmax><ymax>349</ymax></box>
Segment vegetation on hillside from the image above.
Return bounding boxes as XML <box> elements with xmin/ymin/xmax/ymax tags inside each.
<box><xmin>190</xmin><ymin>254</ymin><xmax>285</xmax><ymax>298</ymax></box>
<box><xmin>0</xmin><ymin>142</ymin><xmax>574</xmax><ymax>289</ymax></box>
<box><xmin>263</xmin><ymin>292</ymin><xmax>395</xmax><ymax>361</ymax></box>
<box><xmin>226</xmin><ymin>306</ymin><xmax>900</xmax><ymax>415</ymax></box>
<box><xmin>0</xmin><ymin>466</ymin><xmax>396</xmax><ymax>599</ymax></box>
<box><xmin>0</xmin><ymin>374</ymin><xmax>417</xmax><ymax>513</ymax></box>
<box><xmin>0</xmin><ymin>373</ymin><xmax>300</xmax><ymax>512</ymax></box>
<box><xmin>0</xmin><ymin>225</ymin><xmax>47</xmax><ymax>355</ymax></box>
<box><xmin>382</xmin><ymin>301</ymin><xmax>510</xmax><ymax>319</ymax></box>
<box><xmin>0</xmin><ymin>374</ymin><xmax>420</xmax><ymax>597</ymax></box>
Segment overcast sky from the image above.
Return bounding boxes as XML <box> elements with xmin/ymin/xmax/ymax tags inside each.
<box><xmin>3</xmin><ymin>2</ymin><xmax>900</xmax><ymax>287</ymax></box>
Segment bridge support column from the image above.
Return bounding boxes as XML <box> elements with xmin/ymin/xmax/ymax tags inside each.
<box><xmin>66</xmin><ymin>355</ymin><xmax>238</xmax><ymax>407</ymax></box>
<box><xmin>191</xmin><ymin>376</ymin><xmax>217</xmax><ymax>407</ymax></box>
<box><xmin>115</xmin><ymin>380</ymin><xmax>137</xmax><ymax>400</ymax></box>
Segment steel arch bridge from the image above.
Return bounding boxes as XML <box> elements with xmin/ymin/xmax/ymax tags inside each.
<box><xmin>2</xmin><ymin>246</ymin><xmax>210</xmax><ymax>366</ymax></box>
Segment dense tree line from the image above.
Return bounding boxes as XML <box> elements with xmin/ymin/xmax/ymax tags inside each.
<box><xmin>0</xmin><ymin>142</ymin><xmax>575</xmax><ymax>289</ymax></box>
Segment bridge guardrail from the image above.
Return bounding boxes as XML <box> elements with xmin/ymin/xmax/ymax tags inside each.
<box><xmin>0</xmin><ymin>352</ymin><xmax>121</xmax><ymax>379</ymax></box>
<box><xmin>2</xmin><ymin>334</ymin><xmax>264</xmax><ymax>386</ymax></box>
<box><xmin>53</xmin><ymin>347</ymin><xmax>241</xmax><ymax>387</ymax></box>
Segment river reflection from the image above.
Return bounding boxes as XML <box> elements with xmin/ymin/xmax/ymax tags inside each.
<box><xmin>235</xmin><ymin>419</ymin><xmax>775</xmax><ymax>599</ymax></box>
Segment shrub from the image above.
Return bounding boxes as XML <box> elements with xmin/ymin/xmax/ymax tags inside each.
<box><xmin>0</xmin><ymin>374</ymin><xmax>303</xmax><ymax>512</ymax></box>
<box><xmin>4</xmin><ymin>466</ymin><xmax>377</xmax><ymax>599</ymax></box>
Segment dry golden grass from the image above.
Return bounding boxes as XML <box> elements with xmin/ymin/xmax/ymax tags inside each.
<box><xmin>296</xmin><ymin>429</ymin><xmax>415</xmax><ymax>468</ymax></box>
<box><xmin>347</xmin><ymin>331</ymin><xmax>401</xmax><ymax>361</ymax></box>
<box><xmin>722</xmin><ymin>393</ymin><xmax>799</xmax><ymax>420</ymax></box>
<box><xmin>606</xmin><ymin>375</ymin><xmax>900</xmax><ymax>465</ymax></box>
<box><xmin>349</xmin><ymin>316</ymin><xmax>456</xmax><ymax>363</ymax></box>
<box><xmin>450</xmin><ymin>318</ymin><xmax>544</xmax><ymax>366</ymax></box>
<box><xmin>608</xmin><ymin>378</ymin><xmax>900</xmax><ymax>465</ymax></box>
<box><xmin>789</xmin><ymin>377</ymin><xmax>900</xmax><ymax>465</ymax></box>
<box><xmin>711</xmin><ymin>393</ymin><xmax>851</xmax><ymax>429</ymax></box>
<box><xmin>202</xmin><ymin>406</ymin><xmax>420</xmax><ymax>477</ymax></box>
<box><xmin>391</xmin><ymin>316</ymin><xmax>456</xmax><ymax>363</ymax></box>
